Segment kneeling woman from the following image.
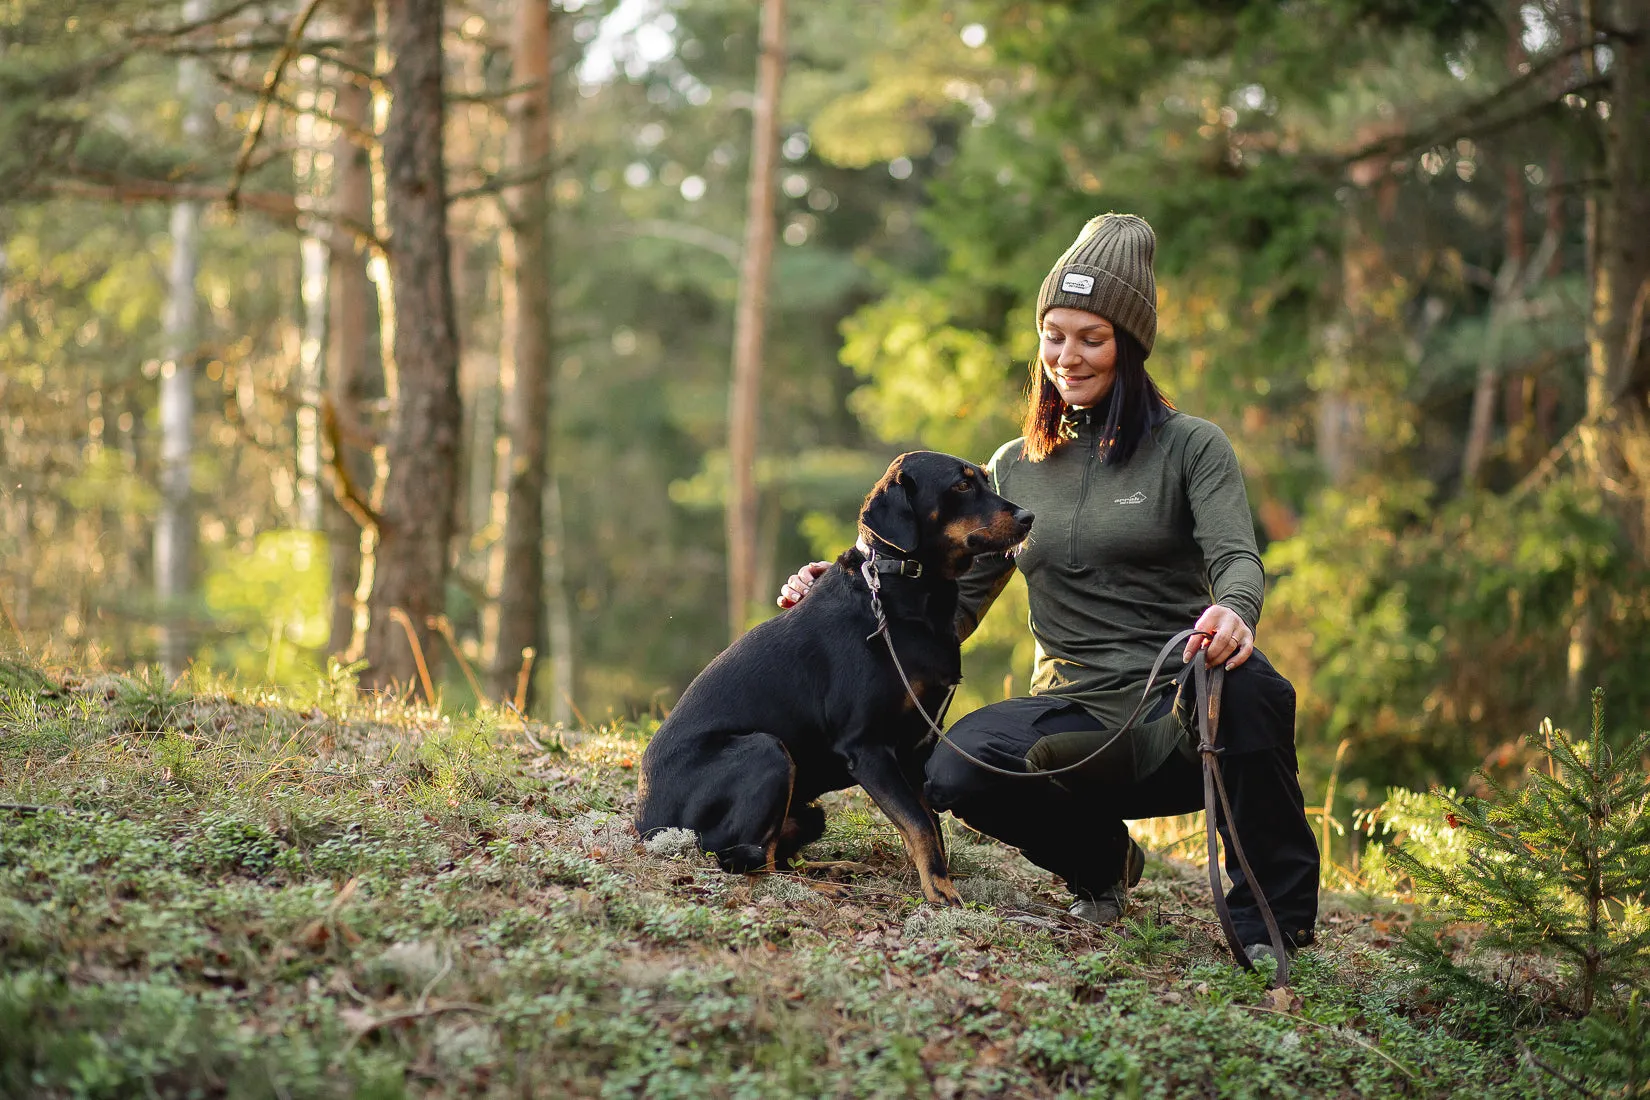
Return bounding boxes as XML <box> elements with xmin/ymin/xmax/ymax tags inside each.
<box><xmin>781</xmin><ymin>214</ymin><xmax>1319</xmax><ymax>961</ymax></box>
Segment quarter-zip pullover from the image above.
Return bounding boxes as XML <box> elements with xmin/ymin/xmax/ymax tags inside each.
<box><xmin>955</xmin><ymin>408</ymin><xmax>1265</xmax><ymax>775</ymax></box>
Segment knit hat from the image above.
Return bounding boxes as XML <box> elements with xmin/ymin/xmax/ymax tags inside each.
<box><xmin>1035</xmin><ymin>213</ymin><xmax>1158</xmax><ymax>354</ymax></box>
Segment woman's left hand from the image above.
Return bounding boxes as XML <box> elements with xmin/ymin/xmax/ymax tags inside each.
<box><xmin>1183</xmin><ymin>605</ymin><xmax>1254</xmax><ymax>670</ymax></box>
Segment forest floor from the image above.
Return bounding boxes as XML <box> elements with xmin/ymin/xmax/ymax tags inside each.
<box><xmin>0</xmin><ymin>656</ymin><xmax>1550</xmax><ymax>1098</ymax></box>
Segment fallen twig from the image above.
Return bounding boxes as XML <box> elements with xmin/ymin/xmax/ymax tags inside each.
<box><xmin>1238</xmin><ymin>1005</ymin><xmax>1417</xmax><ymax>1079</ymax></box>
<box><xmin>340</xmin><ymin>1002</ymin><xmax>497</xmax><ymax>1056</ymax></box>
<box><xmin>386</xmin><ymin>608</ymin><xmax>436</xmax><ymax>706</ymax></box>
<box><xmin>428</xmin><ymin>616</ymin><xmax>484</xmax><ymax>702</ymax></box>
<box><xmin>513</xmin><ymin>647</ymin><xmax>535</xmax><ymax>714</ymax></box>
<box><xmin>504</xmin><ymin>699</ymin><xmax>547</xmax><ymax>753</ymax></box>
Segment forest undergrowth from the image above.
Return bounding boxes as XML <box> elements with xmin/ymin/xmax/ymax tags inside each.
<box><xmin>0</xmin><ymin>655</ymin><xmax>1605</xmax><ymax>1098</ymax></box>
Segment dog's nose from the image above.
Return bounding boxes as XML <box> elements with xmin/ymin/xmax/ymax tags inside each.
<box><xmin>1014</xmin><ymin>508</ymin><xmax>1035</xmax><ymax>527</ymax></box>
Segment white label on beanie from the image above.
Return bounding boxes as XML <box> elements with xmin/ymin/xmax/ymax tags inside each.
<box><xmin>1060</xmin><ymin>272</ymin><xmax>1095</xmax><ymax>294</ymax></box>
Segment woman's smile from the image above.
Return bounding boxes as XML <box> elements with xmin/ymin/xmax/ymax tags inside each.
<box><xmin>1040</xmin><ymin>307</ymin><xmax>1118</xmax><ymax>408</ymax></box>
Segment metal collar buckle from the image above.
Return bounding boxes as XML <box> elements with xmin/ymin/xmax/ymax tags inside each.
<box><xmin>855</xmin><ymin>537</ymin><xmax>922</xmax><ymax>579</ymax></box>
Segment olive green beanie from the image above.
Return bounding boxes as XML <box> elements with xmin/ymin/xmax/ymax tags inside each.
<box><xmin>1035</xmin><ymin>212</ymin><xmax>1158</xmax><ymax>354</ymax></box>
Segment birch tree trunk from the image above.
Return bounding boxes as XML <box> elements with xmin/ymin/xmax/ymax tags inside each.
<box><xmin>361</xmin><ymin>0</ymin><xmax>463</xmax><ymax>692</ymax></box>
<box><xmin>725</xmin><ymin>0</ymin><xmax>784</xmax><ymax>641</ymax></box>
<box><xmin>326</xmin><ymin>0</ymin><xmax>378</xmax><ymax>655</ymax></box>
<box><xmin>484</xmin><ymin>0</ymin><xmax>557</xmax><ymax>705</ymax></box>
<box><xmin>295</xmin><ymin>102</ymin><xmax>329</xmax><ymax>532</ymax></box>
<box><xmin>155</xmin><ymin>0</ymin><xmax>212</xmax><ymax>676</ymax></box>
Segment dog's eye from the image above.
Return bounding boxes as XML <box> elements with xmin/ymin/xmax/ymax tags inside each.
<box><xmin>952</xmin><ymin>481</ymin><xmax>974</xmax><ymax>494</ymax></box>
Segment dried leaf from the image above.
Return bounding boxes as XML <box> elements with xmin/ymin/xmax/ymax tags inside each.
<box><xmin>338</xmin><ymin>1007</ymin><xmax>379</xmax><ymax>1034</ymax></box>
<box><xmin>1265</xmin><ymin>986</ymin><xmax>1301</xmax><ymax>1013</ymax></box>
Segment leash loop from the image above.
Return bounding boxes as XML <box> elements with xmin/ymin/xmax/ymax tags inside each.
<box><xmin>1189</xmin><ymin>658</ymin><xmax>1292</xmax><ymax>987</ymax></box>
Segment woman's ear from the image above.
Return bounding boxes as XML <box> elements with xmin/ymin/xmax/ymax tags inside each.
<box><xmin>860</xmin><ymin>469</ymin><xmax>918</xmax><ymax>553</ymax></box>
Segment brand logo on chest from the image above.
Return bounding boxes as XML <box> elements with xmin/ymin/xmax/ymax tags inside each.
<box><xmin>1114</xmin><ymin>491</ymin><xmax>1147</xmax><ymax>505</ymax></box>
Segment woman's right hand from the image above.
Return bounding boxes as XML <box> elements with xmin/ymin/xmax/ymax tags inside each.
<box><xmin>778</xmin><ymin>561</ymin><xmax>832</xmax><ymax>608</ymax></box>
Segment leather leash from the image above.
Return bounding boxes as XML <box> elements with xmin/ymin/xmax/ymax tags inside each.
<box><xmin>1186</xmin><ymin>648</ymin><xmax>1292</xmax><ymax>986</ymax></box>
<box><xmin>860</xmin><ymin>547</ymin><xmax>1292</xmax><ymax>986</ymax></box>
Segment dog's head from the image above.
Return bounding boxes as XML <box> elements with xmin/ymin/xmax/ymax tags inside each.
<box><xmin>859</xmin><ymin>451</ymin><xmax>1034</xmax><ymax>578</ymax></box>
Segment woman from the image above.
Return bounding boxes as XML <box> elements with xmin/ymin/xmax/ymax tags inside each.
<box><xmin>781</xmin><ymin>214</ymin><xmax>1318</xmax><ymax>962</ymax></box>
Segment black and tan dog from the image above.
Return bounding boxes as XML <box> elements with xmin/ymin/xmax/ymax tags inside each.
<box><xmin>636</xmin><ymin>451</ymin><xmax>1033</xmax><ymax>905</ymax></box>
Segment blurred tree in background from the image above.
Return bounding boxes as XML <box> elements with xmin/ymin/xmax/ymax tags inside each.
<box><xmin>1</xmin><ymin>0</ymin><xmax>1647</xmax><ymax>825</ymax></box>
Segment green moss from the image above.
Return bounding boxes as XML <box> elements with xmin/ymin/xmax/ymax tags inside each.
<box><xmin>0</xmin><ymin>652</ymin><xmax>1583</xmax><ymax>1097</ymax></box>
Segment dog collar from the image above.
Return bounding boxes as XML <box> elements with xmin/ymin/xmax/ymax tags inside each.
<box><xmin>855</xmin><ymin>538</ymin><xmax>923</xmax><ymax>579</ymax></box>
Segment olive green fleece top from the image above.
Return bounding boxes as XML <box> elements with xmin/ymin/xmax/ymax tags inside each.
<box><xmin>956</xmin><ymin>407</ymin><xmax>1266</xmax><ymax>777</ymax></box>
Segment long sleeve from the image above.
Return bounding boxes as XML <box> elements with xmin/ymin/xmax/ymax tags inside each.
<box><xmin>954</xmin><ymin>551</ymin><xmax>1015</xmax><ymax>642</ymax></box>
<box><xmin>1183</xmin><ymin>424</ymin><xmax>1265</xmax><ymax>630</ymax></box>
<box><xmin>954</xmin><ymin>438</ymin><xmax>1027</xmax><ymax>641</ymax></box>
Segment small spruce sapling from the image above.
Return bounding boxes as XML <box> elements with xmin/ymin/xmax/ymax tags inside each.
<box><xmin>1390</xmin><ymin>688</ymin><xmax>1650</xmax><ymax>1015</ymax></box>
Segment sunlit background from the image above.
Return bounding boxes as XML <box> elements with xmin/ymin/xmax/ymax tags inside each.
<box><xmin>4</xmin><ymin>0</ymin><xmax>1649</xmax><ymax>854</ymax></box>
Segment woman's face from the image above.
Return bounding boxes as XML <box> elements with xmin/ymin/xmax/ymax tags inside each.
<box><xmin>1040</xmin><ymin>307</ymin><xmax>1117</xmax><ymax>408</ymax></box>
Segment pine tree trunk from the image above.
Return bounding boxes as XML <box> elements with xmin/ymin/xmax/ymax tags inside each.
<box><xmin>446</xmin><ymin>27</ymin><xmax>489</xmax><ymax>560</ymax></box>
<box><xmin>725</xmin><ymin>0</ymin><xmax>785</xmax><ymax>641</ymax></box>
<box><xmin>1598</xmin><ymin>0</ymin><xmax>1650</xmax><ymax>406</ymax></box>
<box><xmin>155</xmin><ymin>0</ymin><xmax>212</xmax><ymax>676</ymax></box>
<box><xmin>1568</xmin><ymin>0</ymin><xmax>1650</xmax><ymax>689</ymax></box>
<box><xmin>361</xmin><ymin>0</ymin><xmax>462</xmax><ymax>692</ymax></box>
<box><xmin>1462</xmin><ymin>18</ymin><xmax>1531</xmax><ymax>489</ymax></box>
<box><xmin>543</xmin><ymin>475</ymin><xmax>574</xmax><ymax>727</ymax></box>
<box><xmin>484</xmin><ymin>0</ymin><xmax>557</xmax><ymax>706</ymax></box>
<box><xmin>325</xmin><ymin>0</ymin><xmax>378</xmax><ymax>657</ymax></box>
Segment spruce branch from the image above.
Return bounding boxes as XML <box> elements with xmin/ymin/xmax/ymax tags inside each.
<box><xmin>1388</xmin><ymin>690</ymin><xmax>1650</xmax><ymax>1015</ymax></box>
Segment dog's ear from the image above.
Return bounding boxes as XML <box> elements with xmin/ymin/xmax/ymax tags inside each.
<box><xmin>860</xmin><ymin>467</ymin><xmax>918</xmax><ymax>553</ymax></box>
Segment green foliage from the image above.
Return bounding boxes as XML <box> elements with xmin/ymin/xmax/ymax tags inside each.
<box><xmin>1353</xmin><ymin>785</ymin><xmax>1470</xmax><ymax>897</ymax></box>
<box><xmin>1266</xmin><ymin>474</ymin><xmax>1648</xmax><ymax>785</ymax></box>
<box><xmin>112</xmin><ymin>665</ymin><xmax>190</xmax><ymax>731</ymax></box>
<box><xmin>0</xmin><ymin>650</ymin><xmax>1589</xmax><ymax>1098</ymax></box>
<box><xmin>1534</xmin><ymin>991</ymin><xmax>1650</xmax><ymax>1100</ymax></box>
<box><xmin>1388</xmin><ymin>690</ymin><xmax>1650</xmax><ymax>1015</ymax></box>
<box><xmin>199</xmin><ymin>530</ymin><xmax>331</xmax><ymax>685</ymax></box>
<box><xmin>839</xmin><ymin>286</ymin><xmax>1023</xmax><ymax>459</ymax></box>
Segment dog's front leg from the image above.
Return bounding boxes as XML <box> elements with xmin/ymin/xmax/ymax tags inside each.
<box><xmin>848</xmin><ymin>747</ymin><xmax>962</xmax><ymax>907</ymax></box>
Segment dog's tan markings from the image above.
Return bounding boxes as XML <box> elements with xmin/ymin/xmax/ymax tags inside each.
<box><xmin>962</xmin><ymin>466</ymin><xmax>976</xmax><ymax>480</ymax></box>
<box><xmin>883</xmin><ymin>801</ymin><xmax>962</xmax><ymax>906</ymax></box>
<box><xmin>943</xmin><ymin>518</ymin><xmax>979</xmax><ymax>546</ymax></box>
<box><xmin>871</xmin><ymin>794</ymin><xmax>963</xmax><ymax>910</ymax></box>
<box><xmin>749</xmin><ymin>754</ymin><xmax>798</xmax><ymax>880</ymax></box>
<box><xmin>898</xmin><ymin>680</ymin><xmax>933</xmax><ymax>711</ymax></box>
<box><xmin>985</xmin><ymin>513</ymin><xmax>1024</xmax><ymax>540</ymax></box>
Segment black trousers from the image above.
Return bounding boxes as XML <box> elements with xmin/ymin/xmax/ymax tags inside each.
<box><xmin>924</xmin><ymin>649</ymin><xmax>1319</xmax><ymax>948</ymax></box>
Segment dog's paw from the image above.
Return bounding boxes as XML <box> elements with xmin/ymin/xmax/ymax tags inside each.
<box><xmin>924</xmin><ymin>876</ymin><xmax>964</xmax><ymax>908</ymax></box>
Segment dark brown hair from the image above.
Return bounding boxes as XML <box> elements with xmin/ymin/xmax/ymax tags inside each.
<box><xmin>1021</xmin><ymin>328</ymin><xmax>1173</xmax><ymax>463</ymax></box>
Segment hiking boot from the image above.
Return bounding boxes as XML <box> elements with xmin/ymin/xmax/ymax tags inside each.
<box><xmin>1068</xmin><ymin>885</ymin><xmax>1128</xmax><ymax>925</ymax></box>
<box><xmin>1067</xmin><ymin>838</ymin><xmax>1146</xmax><ymax>926</ymax></box>
<box><xmin>1243</xmin><ymin>942</ymin><xmax>1295</xmax><ymax>971</ymax></box>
